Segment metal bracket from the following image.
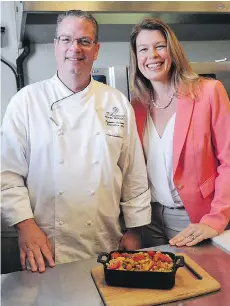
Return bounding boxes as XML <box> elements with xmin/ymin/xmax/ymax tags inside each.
<box><xmin>14</xmin><ymin>1</ymin><xmax>27</xmax><ymax>49</ymax></box>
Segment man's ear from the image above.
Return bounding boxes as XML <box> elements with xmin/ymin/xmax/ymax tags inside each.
<box><xmin>93</xmin><ymin>43</ymin><xmax>100</xmax><ymax>61</ymax></box>
<box><xmin>54</xmin><ymin>39</ymin><xmax>57</xmax><ymax>56</ymax></box>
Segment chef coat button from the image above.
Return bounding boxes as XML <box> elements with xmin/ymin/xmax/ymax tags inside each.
<box><xmin>57</xmin><ymin>131</ymin><xmax>64</xmax><ymax>136</ymax></box>
<box><xmin>59</xmin><ymin>159</ymin><xmax>64</xmax><ymax>164</ymax></box>
<box><xmin>59</xmin><ymin>220</ymin><xmax>64</xmax><ymax>225</ymax></box>
<box><xmin>59</xmin><ymin>191</ymin><xmax>64</xmax><ymax>195</ymax></box>
<box><xmin>96</xmin><ymin>132</ymin><xmax>100</xmax><ymax>136</ymax></box>
<box><xmin>93</xmin><ymin>160</ymin><xmax>99</xmax><ymax>164</ymax></box>
<box><xmin>86</xmin><ymin>220</ymin><xmax>93</xmax><ymax>227</ymax></box>
<box><xmin>177</xmin><ymin>184</ymin><xmax>184</xmax><ymax>190</ymax></box>
<box><xmin>89</xmin><ymin>190</ymin><xmax>95</xmax><ymax>195</ymax></box>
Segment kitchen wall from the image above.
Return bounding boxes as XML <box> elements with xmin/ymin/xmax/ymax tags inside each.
<box><xmin>25</xmin><ymin>40</ymin><xmax>230</xmax><ymax>81</ymax></box>
<box><xmin>2</xmin><ymin>40</ymin><xmax>230</xmax><ymax>122</ymax></box>
<box><xmin>25</xmin><ymin>40</ymin><xmax>230</xmax><ymax>95</ymax></box>
<box><xmin>1</xmin><ymin>1</ymin><xmax>19</xmax><ymax>122</ymax></box>
<box><xmin>1</xmin><ymin>2</ymin><xmax>230</xmax><ymax>123</ymax></box>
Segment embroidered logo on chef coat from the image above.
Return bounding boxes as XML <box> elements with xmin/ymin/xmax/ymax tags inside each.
<box><xmin>105</xmin><ymin>107</ymin><xmax>125</xmax><ymax>129</ymax></box>
<box><xmin>105</xmin><ymin>129</ymin><xmax>123</xmax><ymax>138</ymax></box>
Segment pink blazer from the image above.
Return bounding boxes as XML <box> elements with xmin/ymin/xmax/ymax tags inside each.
<box><xmin>133</xmin><ymin>80</ymin><xmax>230</xmax><ymax>233</ymax></box>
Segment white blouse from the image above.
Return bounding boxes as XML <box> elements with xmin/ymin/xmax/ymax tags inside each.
<box><xmin>143</xmin><ymin>112</ymin><xmax>184</xmax><ymax>208</ymax></box>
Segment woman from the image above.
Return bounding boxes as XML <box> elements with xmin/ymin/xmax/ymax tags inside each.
<box><xmin>130</xmin><ymin>18</ymin><xmax>230</xmax><ymax>247</ymax></box>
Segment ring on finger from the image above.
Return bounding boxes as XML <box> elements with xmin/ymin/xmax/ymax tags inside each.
<box><xmin>190</xmin><ymin>234</ymin><xmax>196</xmax><ymax>240</ymax></box>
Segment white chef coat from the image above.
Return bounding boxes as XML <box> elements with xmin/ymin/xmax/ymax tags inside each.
<box><xmin>1</xmin><ymin>74</ymin><xmax>151</xmax><ymax>264</ymax></box>
<box><xmin>143</xmin><ymin>113</ymin><xmax>183</xmax><ymax>208</ymax></box>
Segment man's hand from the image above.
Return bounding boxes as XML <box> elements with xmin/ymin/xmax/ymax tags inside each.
<box><xmin>119</xmin><ymin>227</ymin><xmax>142</xmax><ymax>250</ymax></box>
<box><xmin>16</xmin><ymin>219</ymin><xmax>55</xmax><ymax>272</ymax></box>
<box><xmin>169</xmin><ymin>223</ymin><xmax>218</xmax><ymax>247</ymax></box>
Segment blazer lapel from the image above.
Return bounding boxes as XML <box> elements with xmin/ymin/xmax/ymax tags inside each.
<box><xmin>173</xmin><ymin>95</ymin><xmax>195</xmax><ymax>176</ymax></box>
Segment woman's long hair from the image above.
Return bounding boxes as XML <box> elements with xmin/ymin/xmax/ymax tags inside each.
<box><xmin>130</xmin><ymin>18</ymin><xmax>201</xmax><ymax>105</ymax></box>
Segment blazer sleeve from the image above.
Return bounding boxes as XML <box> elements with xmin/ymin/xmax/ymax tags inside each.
<box><xmin>200</xmin><ymin>80</ymin><xmax>230</xmax><ymax>232</ymax></box>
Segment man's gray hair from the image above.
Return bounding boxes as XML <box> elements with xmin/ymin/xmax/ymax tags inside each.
<box><xmin>56</xmin><ymin>10</ymin><xmax>99</xmax><ymax>42</ymax></box>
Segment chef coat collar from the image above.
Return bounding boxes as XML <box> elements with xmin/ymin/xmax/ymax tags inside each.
<box><xmin>54</xmin><ymin>72</ymin><xmax>93</xmax><ymax>95</ymax></box>
<box><xmin>50</xmin><ymin>73</ymin><xmax>94</xmax><ymax>110</ymax></box>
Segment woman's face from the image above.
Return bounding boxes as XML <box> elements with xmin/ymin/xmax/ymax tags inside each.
<box><xmin>136</xmin><ymin>29</ymin><xmax>172</xmax><ymax>83</ymax></box>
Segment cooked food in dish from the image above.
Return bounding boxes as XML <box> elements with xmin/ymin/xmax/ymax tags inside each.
<box><xmin>97</xmin><ymin>250</ymin><xmax>184</xmax><ymax>288</ymax></box>
<box><xmin>106</xmin><ymin>251</ymin><xmax>173</xmax><ymax>272</ymax></box>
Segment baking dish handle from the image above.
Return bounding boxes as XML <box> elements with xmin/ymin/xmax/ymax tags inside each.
<box><xmin>97</xmin><ymin>252</ymin><xmax>110</xmax><ymax>265</ymax></box>
<box><xmin>174</xmin><ymin>255</ymin><xmax>185</xmax><ymax>270</ymax></box>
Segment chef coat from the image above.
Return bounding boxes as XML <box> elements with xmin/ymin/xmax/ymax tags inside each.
<box><xmin>1</xmin><ymin>74</ymin><xmax>151</xmax><ymax>264</ymax></box>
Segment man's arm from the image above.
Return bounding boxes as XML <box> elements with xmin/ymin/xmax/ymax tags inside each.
<box><xmin>1</xmin><ymin>94</ymin><xmax>54</xmax><ymax>272</ymax></box>
<box><xmin>118</xmin><ymin>100</ymin><xmax>151</xmax><ymax>249</ymax></box>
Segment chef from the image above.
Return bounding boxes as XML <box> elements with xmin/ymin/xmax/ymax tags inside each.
<box><xmin>1</xmin><ymin>10</ymin><xmax>151</xmax><ymax>273</ymax></box>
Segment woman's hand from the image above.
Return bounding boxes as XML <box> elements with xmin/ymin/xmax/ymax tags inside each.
<box><xmin>169</xmin><ymin>223</ymin><xmax>218</xmax><ymax>247</ymax></box>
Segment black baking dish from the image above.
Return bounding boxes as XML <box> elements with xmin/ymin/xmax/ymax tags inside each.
<box><xmin>97</xmin><ymin>250</ymin><xmax>184</xmax><ymax>289</ymax></box>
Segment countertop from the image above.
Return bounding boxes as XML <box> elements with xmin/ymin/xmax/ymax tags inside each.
<box><xmin>1</xmin><ymin>241</ymin><xmax>230</xmax><ymax>306</ymax></box>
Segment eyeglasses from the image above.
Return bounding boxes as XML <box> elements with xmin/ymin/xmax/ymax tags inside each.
<box><xmin>57</xmin><ymin>35</ymin><xmax>96</xmax><ymax>48</ymax></box>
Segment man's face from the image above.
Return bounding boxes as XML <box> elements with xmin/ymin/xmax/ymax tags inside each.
<box><xmin>54</xmin><ymin>16</ymin><xmax>100</xmax><ymax>78</ymax></box>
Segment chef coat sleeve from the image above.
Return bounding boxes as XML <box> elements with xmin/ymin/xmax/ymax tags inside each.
<box><xmin>119</xmin><ymin>101</ymin><xmax>151</xmax><ymax>228</ymax></box>
<box><xmin>1</xmin><ymin>92</ymin><xmax>34</xmax><ymax>226</ymax></box>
